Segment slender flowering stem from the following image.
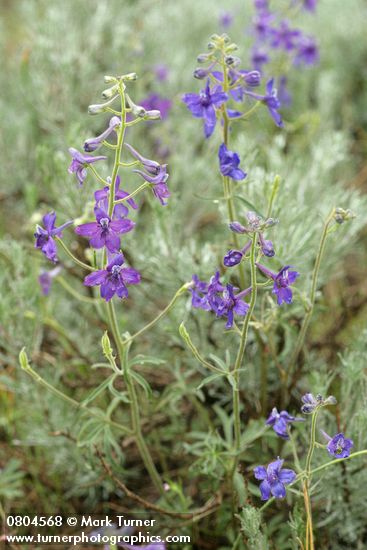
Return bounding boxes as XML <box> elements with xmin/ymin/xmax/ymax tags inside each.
<box><xmin>101</xmin><ymin>82</ymin><xmax>165</xmax><ymax>496</ymax></box>
<box><xmin>220</xmin><ymin>51</ymin><xmax>245</xmax><ymax>289</ymax></box>
<box><xmin>121</xmin><ymin>283</ymin><xmax>192</xmax><ymax>346</ymax></box>
<box><xmin>56</xmin><ymin>276</ymin><xmax>100</xmax><ymax>304</ymax></box>
<box><xmin>286</xmin><ymin>209</ymin><xmax>336</xmax><ymax>385</ymax></box>
<box><xmin>303</xmin><ymin>407</ymin><xmax>320</xmax><ymax>550</ymax></box>
<box><xmin>106</xmin><ymin>301</ymin><xmax>165</xmax><ymax>497</ymax></box>
<box><xmin>231</xmin><ymin>235</ymin><xmax>258</xmax><ymax>472</ymax></box>
<box><xmin>55</xmin><ymin>237</ymin><xmax>95</xmax><ymax>271</ymax></box>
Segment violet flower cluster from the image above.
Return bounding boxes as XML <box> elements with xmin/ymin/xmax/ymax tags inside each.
<box><xmin>34</xmin><ymin>73</ymin><xmax>170</xmax><ymax>302</ymax></box>
<box><xmin>250</xmin><ymin>0</ymin><xmax>319</xmax><ymax>106</ymax></box>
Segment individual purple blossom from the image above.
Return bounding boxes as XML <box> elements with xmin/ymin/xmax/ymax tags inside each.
<box><xmin>182</xmin><ymin>79</ymin><xmax>228</xmax><ymax>138</ymax></box>
<box><xmin>34</xmin><ymin>212</ymin><xmax>73</xmax><ymax>263</ymax></box>
<box><xmin>270</xmin><ymin>21</ymin><xmax>301</xmax><ymax>51</ymax></box>
<box><xmin>252</xmin><ymin>10</ymin><xmax>274</xmax><ymax>40</ymax></box>
<box><xmin>68</xmin><ymin>148</ymin><xmax>107</xmax><ymax>186</ymax></box>
<box><xmin>303</xmin><ymin>0</ymin><xmax>317</xmax><ymax>11</ymax></box>
<box><xmin>256</xmin><ymin>264</ymin><xmax>299</xmax><ymax>305</ymax></box>
<box><xmin>266</xmin><ymin>407</ymin><xmax>304</xmax><ymax>439</ymax></box>
<box><xmin>84</xmin><ymin>254</ymin><xmax>140</xmax><ymax>301</ymax></box>
<box><xmin>153</xmin><ymin>63</ymin><xmax>169</xmax><ymax>82</ymax></box>
<box><xmin>95</xmin><ymin>176</ymin><xmax>138</xmax><ymax>219</ymax></box>
<box><xmin>294</xmin><ymin>36</ymin><xmax>319</xmax><ymax>66</ymax></box>
<box><xmin>259</xmin><ymin>234</ymin><xmax>275</xmax><ymax>257</ymax></box>
<box><xmin>218</xmin><ymin>143</ymin><xmax>247</xmax><ymax>181</ymax></box>
<box><xmin>325</xmin><ymin>433</ymin><xmax>354</xmax><ymax>459</ymax></box>
<box><xmin>224</xmin><ymin>242</ymin><xmax>251</xmax><ymax>267</ymax></box>
<box><xmin>140</xmin><ymin>93</ymin><xmax>172</xmax><ymax>120</ymax></box>
<box><xmin>209</xmin><ymin>284</ymin><xmax>250</xmax><ymax>329</ymax></box>
<box><xmin>254</xmin><ymin>0</ymin><xmax>269</xmax><ymax>10</ymax></box>
<box><xmin>75</xmin><ymin>207</ymin><xmax>134</xmax><ymax>253</ymax></box>
<box><xmin>254</xmin><ymin>458</ymin><xmax>296</xmax><ymax>500</ymax></box>
<box><xmin>125</xmin><ymin>143</ymin><xmax>170</xmax><ymax>206</ymax></box>
<box><xmin>245</xmin><ymin>78</ymin><xmax>283</xmax><ymax>127</ymax></box>
<box><xmin>38</xmin><ymin>266</ymin><xmax>61</xmax><ymax>295</ymax></box>
<box><xmin>219</xmin><ymin>11</ymin><xmax>234</xmax><ymax>29</ymax></box>
<box><xmin>83</xmin><ymin>116</ymin><xmax>120</xmax><ymax>152</ymax></box>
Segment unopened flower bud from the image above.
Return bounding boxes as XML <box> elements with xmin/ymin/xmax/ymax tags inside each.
<box><xmin>194</xmin><ymin>68</ymin><xmax>210</xmax><ymax>79</ymax></box>
<box><xmin>221</xmin><ymin>33</ymin><xmax>231</xmax><ymax>43</ymax></box>
<box><xmin>102</xmin><ymin>83</ymin><xmax>119</xmax><ymax>99</ymax></box>
<box><xmin>207</xmin><ymin>42</ymin><xmax>216</xmax><ymax>50</ymax></box>
<box><xmin>104</xmin><ymin>75</ymin><xmax>118</xmax><ymax>84</ymax></box>
<box><xmin>121</xmin><ymin>72</ymin><xmax>138</xmax><ymax>81</ymax></box>
<box><xmin>324</xmin><ymin>395</ymin><xmax>337</xmax><ymax>406</ymax></box>
<box><xmin>197</xmin><ymin>53</ymin><xmax>210</xmax><ymax>63</ymax></box>
<box><xmin>143</xmin><ymin>110</ymin><xmax>161</xmax><ymax>120</ymax></box>
<box><xmin>225</xmin><ymin>55</ymin><xmax>241</xmax><ymax>67</ymax></box>
<box><xmin>126</xmin><ymin>94</ymin><xmax>146</xmax><ymax>117</ymax></box>
<box><xmin>229</xmin><ymin>221</ymin><xmax>247</xmax><ymax>234</ymax></box>
<box><xmin>224</xmin><ymin>249</ymin><xmax>243</xmax><ymax>267</ymax></box>
<box><xmin>88</xmin><ymin>94</ymin><xmax>119</xmax><ymax>115</ymax></box>
<box><xmin>225</xmin><ymin>43</ymin><xmax>239</xmax><ymax>53</ymax></box>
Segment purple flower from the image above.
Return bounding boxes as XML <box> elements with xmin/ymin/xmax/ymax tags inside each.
<box><xmin>218</xmin><ymin>143</ymin><xmax>247</xmax><ymax>181</ymax></box>
<box><xmin>125</xmin><ymin>143</ymin><xmax>170</xmax><ymax>206</ymax></box>
<box><xmin>259</xmin><ymin>234</ymin><xmax>275</xmax><ymax>257</ymax></box>
<box><xmin>326</xmin><ymin>433</ymin><xmax>354</xmax><ymax>459</ymax></box>
<box><xmin>294</xmin><ymin>36</ymin><xmax>319</xmax><ymax>66</ymax></box>
<box><xmin>140</xmin><ymin>93</ymin><xmax>172</xmax><ymax>120</ymax></box>
<box><xmin>83</xmin><ymin>116</ymin><xmax>120</xmax><ymax>152</ymax></box>
<box><xmin>190</xmin><ymin>274</ymin><xmax>212</xmax><ymax>311</ymax></box>
<box><xmin>75</xmin><ymin>207</ymin><xmax>135</xmax><ymax>253</ymax></box>
<box><xmin>154</xmin><ymin>63</ymin><xmax>169</xmax><ymax>82</ymax></box>
<box><xmin>303</xmin><ymin>0</ymin><xmax>317</xmax><ymax>11</ymax></box>
<box><xmin>224</xmin><ymin>249</ymin><xmax>244</xmax><ymax>267</ymax></box>
<box><xmin>301</xmin><ymin>393</ymin><xmax>337</xmax><ymax>413</ymax></box>
<box><xmin>209</xmin><ymin>284</ymin><xmax>250</xmax><ymax>329</ymax></box>
<box><xmin>224</xmin><ymin>242</ymin><xmax>251</xmax><ymax>267</ymax></box>
<box><xmin>245</xmin><ymin>78</ymin><xmax>283</xmax><ymax>127</ymax></box>
<box><xmin>38</xmin><ymin>266</ymin><xmax>61</xmax><ymax>295</ymax></box>
<box><xmin>254</xmin><ymin>0</ymin><xmax>269</xmax><ymax>11</ymax></box>
<box><xmin>34</xmin><ymin>212</ymin><xmax>73</xmax><ymax>263</ymax></box>
<box><xmin>254</xmin><ymin>458</ymin><xmax>296</xmax><ymax>500</ymax></box>
<box><xmin>95</xmin><ymin>176</ymin><xmax>138</xmax><ymax>219</ymax></box>
<box><xmin>84</xmin><ymin>254</ymin><xmax>140</xmax><ymax>302</ymax></box>
<box><xmin>256</xmin><ymin>264</ymin><xmax>299</xmax><ymax>305</ymax></box>
<box><xmin>251</xmin><ymin>47</ymin><xmax>269</xmax><ymax>72</ymax></box>
<box><xmin>253</xmin><ymin>11</ymin><xmax>274</xmax><ymax>40</ymax></box>
<box><xmin>219</xmin><ymin>11</ymin><xmax>233</xmax><ymax>29</ymax></box>
<box><xmin>68</xmin><ymin>148</ymin><xmax>107</xmax><ymax>185</ymax></box>
<box><xmin>182</xmin><ymin>79</ymin><xmax>228</xmax><ymax>138</ymax></box>
<box><xmin>270</xmin><ymin>21</ymin><xmax>301</xmax><ymax>51</ymax></box>
<box><xmin>266</xmin><ymin>407</ymin><xmax>304</xmax><ymax>439</ymax></box>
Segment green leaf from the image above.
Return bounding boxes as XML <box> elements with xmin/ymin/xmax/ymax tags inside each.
<box><xmin>81</xmin><ymin>374</ymin><xmax>116</xmax><ymax>406</ymax></box>
<box><xmin>196</xmin><ymin>372</ymin><xmax>226</xmax><ymax>390</ymax></box>
<box><xmin>130</xmin><ymin>370</ymin><xmax>152</xmax><ymax>398</ymax></box>
<box><xmin>129</xmin><ymin>354</ymin><xmax>166</xmax><ymax>367</ymax></box>
<box><xmin>234</xmin><ymin>196</ymin><xmax>266</xmax><ymax>218</ymax></box>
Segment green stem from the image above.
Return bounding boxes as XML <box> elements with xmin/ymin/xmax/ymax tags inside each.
<box><xmin>221</xmin><ymin>53</ymin><xmax>245</xmax><ymax>289</ymax></box>
<box><xmin>232</xmin><ymin>235</ymin><xmax>257</xmax><ymax>468</ymax></box>
<box><xmin>286</xmin><ymin>209</ymin><xmax>335</xmax><ymax>382</ymax></box>
<box><xmin>56</xmin><ymin>238</ymin><xmax>95</xmax><ymax>271</ymax></box>
<box><xmin>106</xmin><ymin>301</ymin><xmax>164</xmax><ymax>496</ymax></box>
<box><xmin>122</xmin><ymin>283</ymin><xmax>191</xmax><ymax>346</ymax></box>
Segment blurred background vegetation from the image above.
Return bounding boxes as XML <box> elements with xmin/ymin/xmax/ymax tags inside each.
<box><xmin>1</xmin><ymin>0</ymin><xmax>367</xmax><ymax>548</ymax></box>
